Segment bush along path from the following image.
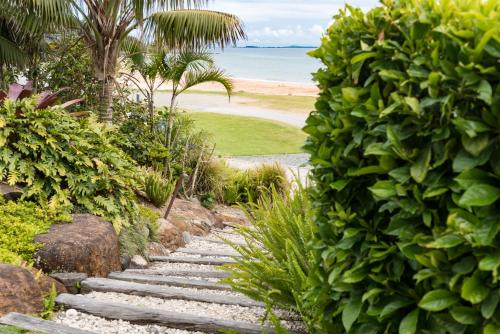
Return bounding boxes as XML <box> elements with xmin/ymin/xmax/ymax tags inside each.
<box><xmin>0</xmin><ymin>226</ymin><xmax>304</xmax><ymax>334</ymax></box>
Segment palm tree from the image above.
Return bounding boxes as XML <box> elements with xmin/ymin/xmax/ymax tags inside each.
<box><xmin>121</xmin><ymin>45</ymin><xmax>233</xmax><ymax>137</ymax></box>
<box><xmin>6</xmin><ymin>0</ymin><xmax>245</xmax><ymax>123</ymax></box>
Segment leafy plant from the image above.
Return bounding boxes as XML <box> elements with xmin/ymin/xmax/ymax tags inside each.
<box><xmin>222</xmin><ymin>183</ymin><xmax>318</xmax><ymax>330</ymax></box>
<box><xmin>41</xmin><ymin>284</ymin><xmax>57</xmax><ymax>320</ymax></box>
<box><xmin>0</xmin><ymin>196</ymin><xmax>70</xmax><ymax>264</ymax></box>
<box><xmin>119</xmin><ymin>205</ymin><xmax>160</xmax><ymax>257</ymax></box>
<box><xmin>143</xmin><ymin>170</ymin><xmax>175</xmax><ymax>207</ymax></box>
<box><xmin>305</xmin><ymin>0</ymin><xmax>500</xmax><ymax>333</ymax></box>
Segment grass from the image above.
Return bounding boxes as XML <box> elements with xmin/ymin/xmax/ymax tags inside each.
<box><xmin>158</xmin><ymin>89</ymin><xmax>316</xmax><ymax>114</ymax></box>
<box><xmin>188</xmin><ymin>112</ymin><xmax>307</xmax><ymax>156</ymax></box>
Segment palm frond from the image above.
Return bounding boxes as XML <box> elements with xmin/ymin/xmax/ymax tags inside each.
<box><xmin>148</xmin><ymin>10</ymin><xmax>246</xmax><ymax>49</ymax></box>
<box><xmin>0</xmin><ymin>35</ymin><xmax>26</xmax><ymax>66</ymax></box>
<box><xmin>163</xmin><ymin>50</ymin><xmax>214</xmax><ymax>83</ymax></box>
<box><xmin>179</xmin><ymin>67</ymin><xmax>233</xmax><ymax>97</ymax></box>
<box><xmin>121</xmin><ymin>35</ymin><xmax>146</xmax><ymax>68</ymax></box>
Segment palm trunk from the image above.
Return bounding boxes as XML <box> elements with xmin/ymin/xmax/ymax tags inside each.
<box><xmin>166</xmin><ymin>93</ymin><xmax>177</xmax><ymax>150</ymax></box>
<box><xmin>98</xmin><ymin>78</ymin><xmax>113</xmax><ymax>123</ymax></box>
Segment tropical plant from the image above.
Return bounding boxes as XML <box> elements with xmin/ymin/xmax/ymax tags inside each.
<box><xmin>119</xmin><ymin>205</ymin><xmax>159</xmax><ymax>257</ymax></box>
<box><xmin>305</xmin><ymin>0</ymin><xmax>500</xmax><ymax>333</ymax></box>
<box><xmin>223</xmin><ymin>183</ymin><xmax>318</xmax><ymax>330</ymax></box>
<box><xmin>5</xmin><ymin>0</ymin><xmax>245</xmax><ymax>122</ymax></box>
<box><xmin>0</xmin><ymin>196</ymin><xmax>71</xmax><ymax>265</ymax></box>
<box><xmin>143</xmin><ymin>170</ymin><xmax>175</xmax><ymax>207</ymax></box>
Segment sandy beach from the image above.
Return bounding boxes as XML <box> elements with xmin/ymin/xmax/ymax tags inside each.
<box><xmin>190</xmin><ymin>78</ymin><xmax>319</xmax><ymax>96</ymax></box>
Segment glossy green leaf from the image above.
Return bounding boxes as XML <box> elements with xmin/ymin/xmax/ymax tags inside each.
<box><xmin>342</xmin><ymin>296</ymin><xmax>362</xmax><ymax>332</ymax></box>
<box><xmin>461</xmin><ymin>275</ymin><xmax>490</xmax><ymax>304</ymax></box>
<box><xmin>458</xmin><ymin>184</ymin><xmax>500</xmax><ymax>207</ymax></box>
<box><xmin>450</xmin><ymin>306</ymin><xmax>480</xmax><ymax>325</ymax></box>
<box><xmin>426</xmin><ymin>234</ymin><xmax>464</xmax><ymax>249</ymax></box>
<box><xmin>399</xmin><ymin>309</ymin><xmax>419</xmax><ymax>334</ymax></box>
<box><xmin>418</xmin><ymin>290</ymin><xmax>459</xmax><ymax>311</ymax></box>
<box><xmin>410</xmin><ymin>146</ymin><xmax>431</xmax><ymax>183</ymax></box>
<box><xmin>369</xmin><ymin>181</ymin><xmax>397</xmax><ymax>199</ymax></box>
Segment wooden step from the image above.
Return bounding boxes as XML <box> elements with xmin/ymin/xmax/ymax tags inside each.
<box><xmin>108</xmin><ymin>272</ymin><xmax>231</xmax><ymax>291</ymax></box>
<box><xmin>0</xmin><ymin>312</ymin><xmax>94</xmax><ymax>334</ymax></box>
<box><xmin>56</xmin><ymin>294</ymin><xmax>275</xmax><ymax>334</ymax></box>
<box><xmin>192</xmin><ymin>235</ymin><xmax>246</xmax><ymax>246</ymax></box>
<box><xmin>151</xmin><ymin>256</ymin><xmax>237</xmax><ymax>265</ymax></box>
<box><xmin>175</xmin><ymin>248</ymin><xmax>241</xmax><ymax>258</ymax></box>
<box><xmin>125</xmin><ymin>268</ymin><xmax>231</xmax><ymax>279</ymax></box>
<box><xmin>81</xmin><ymin>278</ymin><xmax>263</xmax><ymax>308</ymax></box>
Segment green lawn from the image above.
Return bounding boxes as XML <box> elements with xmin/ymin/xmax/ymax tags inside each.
<box><xmin>188</xmin><ymin>112</ymin><xmax>307</xmax><ymax>156</ymax></box>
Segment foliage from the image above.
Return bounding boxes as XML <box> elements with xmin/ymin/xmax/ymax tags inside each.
<box><xmin>305</xmin><ymin>0</ymin><xmax>500</xmax><ymax>333</ymax></box>
<box><xmin>143</xmin><ymin>170</ymin><xmax>175</xmax><ymax>207</ymax></box>
<box><xmin>119</xmin><ymin>206</ymin><xmax>160</xmax><ymax>257</ymax></box>
<box><xmin>222</xmin><ymin>184</ymin><xmax>318</xmax><ymax>329</ymax></box>
<box><xmin>41</xmin><ymin>284</ymin><xmax>57</xmax><ymax>320</ymax></box>
<box><xmin>38</xmin><ymin>35</ymin><xmax>99</xmax><ymax>110</ymax></box>
<box><xmin>195</xmin><ymin>159</ymin><xmax>236</xmax><ymax>203</ymax></box>
<box><xmin>0</xmin><ymin>197</ymin><xmax>70</xmax><ymax>264</ymax></box>
<box><xmin>225</xmin><ymin>163</ymin><xmax>290</xmax><ymax>205</ymax></box>
<box><xmin>0</xmin><ymin>96</ymin><xmax>141</xmax><ymax>233</ymax></box>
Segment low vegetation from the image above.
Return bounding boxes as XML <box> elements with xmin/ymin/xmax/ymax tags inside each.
<box><xmin>189</xmin><ymin>112</ymin><xmax>306</xmax><ymax>156</ymax></box>
<box><xmin>142</xmin><ymin>170</ymin><xmax>175</xmax><ymax>208</ymax></box>
<box><xmin>0</xmin><ymin>197</ymin><xmax>70</xmax><ymax>264</ymax></box>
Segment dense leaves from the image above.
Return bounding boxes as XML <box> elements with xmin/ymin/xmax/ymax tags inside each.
<box><xmin>0</xmin><ymin>97</ymin><xmax>139</xmax><ymax>232</ymax></box>
<box><xmin>305</xmin><ymin>0</ymin><xmax>500</xmax><ymax>333</ymax></box>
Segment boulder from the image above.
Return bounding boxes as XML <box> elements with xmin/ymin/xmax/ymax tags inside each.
<box><xmin>120</xmin><ymin>255</ymin><xmax>131</xmax><ymax>271</ymax></box>
<box><xmin>0</xmin><ymin>182</ymin><xmax>22</xmax><ymax>201</ymax></box>
<box><xmin>157</xmin><ymin>219</ymin><xmax>185</xmax><ymax>250</ymax></box>
<box><xmin>168</xmin><ymin>199</ymin><xmax>223</xmax><ymax>235</ymax></box>
<box><xmin>0</xmin><ymin>264</ymin><xmax>42</xmax><ymax>316</ymax></box>
<box><xmin>148</xmin><ymin>242</ymin><xmax>170</xmax><ymax>257</ymax></box>
<box><xmin>31</xmin><ymin>269</ymin><xmax>67</xmax><ymax>296</ymax></box>
<box><xmin>34</xmin><ymin>214</ymin><xmax>121</xmax><ymax>277</ymax></box>
<box><xmin>213</xmin><ymin>205</ymin><xmax>251</xmax><ymax>226</ymax></box>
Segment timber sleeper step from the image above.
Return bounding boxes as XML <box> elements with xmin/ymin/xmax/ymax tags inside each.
<box><xmin>55</xmin><ymin>294</ymin><xmax>276</xmax><ymax>334</ymax></box>
<box><xmin>0</xmin><ymin>312</ymin><xmax>94</xmax><ymax>334</ymax></box>
<box><xmin>174</xmin><ymin>248</ymin><xmax>242</xmax><ymax>258</ymax></box>
<box><xmin>192</xmin><ymin>235</ymin><xmax>247</xmax><ymax>246</ymax></box>
<box><xmin>150</xmin><ymin>256</ymin><xmax>237</xmax><ymax>265</ymax></box>
<box><xmin>124</xmin><ymin>268</ymin><xmax>231</xmax><ymax>278</ymax></box>
<box><xmin>108</xmin><ymin>271</ymin><xmax>232</xmax><ymax>291</ymax></box>
<box><xmin>81</xmin><ymin>277</ymin><xmax>264</xmax><ymax>307</ymax></box>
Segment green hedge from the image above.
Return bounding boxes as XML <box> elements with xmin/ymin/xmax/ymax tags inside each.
<box><xmin>305</xmin><ymin>0</ymin><xmax>500</xmax><ymax>333</ymax></box>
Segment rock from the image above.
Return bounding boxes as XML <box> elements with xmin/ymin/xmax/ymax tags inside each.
<box><xmin>130</xmin><ymin>255</ymin><xmax>148</xmax><ymax>269</ymax></box>
<box><xmin>157</xmin><ymin>219</ymin><xmax>185</xmax><ymax>251</ymax></box>
<box><xmin>0</xmin><ymin>264</ymin><xmax>43</xmax><ymax>316</ymax></box>
<box><xmin>34</xmin><ymin>214</ymin><xmax>121</xmax><ymax>277</ymax></box>
<box><xmin>50</xmin><ymin>272</ymin><xmax>88</xmax><ymax>294</ymax></box>
<box><xmin>168</xmin><ymin>199</ymin><xmax>222</xmax><ymax>235</ymax></box>
<box><xmin>65</xmin><ymin>309</ymin><xmax>78</xmax><ymax>318</ymax></box>
<box><xmin>147</xmin><ymin>242</ymin><xmax>170</xmax><ymax>257</ymax></box>
<box><xmin>182</xmin><ymin>231</ymin><xmax>192</xmax><ymax>244</ymax></box>
<box><xmin>213</xmin><ymin>205</ymin><xmax>251</xmax><ymax>226</ymax></box>
<box><xmin>0</xmin><ymin>182</ymin><xmax>22</xmax><ymax>201</ymax></box>
<box><xmin>32</xmin><ymin>269</ymin><xmax>67</xmax><ymax>296</ymax></box>
<box><xmin>120</xmin><ymin>255</ymin><xmax>131</xmax><ymax>271</ymax></box>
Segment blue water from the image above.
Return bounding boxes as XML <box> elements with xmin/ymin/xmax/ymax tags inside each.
<box><xmin>212</xmin><ymin>48</ymin><xmax>319</xmax><ymax>84</ymax></box>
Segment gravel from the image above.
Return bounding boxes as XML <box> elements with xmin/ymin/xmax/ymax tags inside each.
<box><xmin>55</xmin><ymin>310</ymin><xmax>203</xmax><ymax>334</ymax></box>
<box><xmin>150</xmin><ymin>262</ymin><xmax>218</xmax><ymax>271</ymax></box>
<box><xmin>182</xmin><ymin>240</ymin><xmax>235</xmax><ymax>252</ymax></box>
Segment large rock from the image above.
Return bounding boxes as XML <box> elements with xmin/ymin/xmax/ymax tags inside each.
<box><xmin>0</xmin><ymin>182</ymin><xmax>22</xmax><ymax>201</ymax></box>
<box><xmin>213</xmin><ymin>205</ymin><xmax>251</xmax><ymax>226</ymax></box>
<box><xmin>148</xmin><ymin>242</ymin><xmax>170</xmax><ymax>257</ymax></box>
<box><xmin>34</xmin><ymin>214</ymin><xmax>121</xmax><ymax>277</ymax></box>
<box><xmin>157</xmin><ymin>219</ymin><xmax>185</xmax><ymax>250</ymax></box>
<box><xmin>0</xmin><ymin>264</ymin><xmax>42</xmax><ymax>316</ymax></box>
<box><xmin>168</xmin><ymin>199</ymin><xmax>222</xmax><ymax>236</ymax></box>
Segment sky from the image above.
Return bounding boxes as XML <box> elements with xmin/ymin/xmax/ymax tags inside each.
<box><xmin>207</xmin><ymin>0</ymin><xmax>380</xmax><ymax>47</ymax></box>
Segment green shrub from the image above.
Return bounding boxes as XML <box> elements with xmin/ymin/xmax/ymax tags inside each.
<box><xmin>224</xmin><ymin>163</ymin><xmax>290</xmax><ymax>205</ymax></box>
<box><xmin>143</xmin><ymin>170</ymin><xmax>175</xmax><ymax>207</ymax></box>
<box><xmin>223</xmin><ymin>184</ymin><xmax>318</xmax><ymax>330</ymax></box>
<box><xmin>195</xmin><ymin>159</ymin><xmax>237</xmax><ymax>203</ymax></box>
<box><xmin>0</xmin><ymin>97</ymin><xmax>139</xmax><ymax>232</ymax></box>
<box><xmin>305</xmin><ymin>0</ymin><xmax>500</xmax><ymax>333</ymax></box>
<box><xmin>119</xmin><ymin>205</ymin><xmax>160</xmax><ymax>257</ymax></box>
<box><xmin>0</xmin><ymin>197</ymin><xmax>70</xmax><ymax>264</ymax></box>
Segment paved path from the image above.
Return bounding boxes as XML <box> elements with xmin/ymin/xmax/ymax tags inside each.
<box><xmin>154</xmin><ymin>92</ymin><xmax>307</xmax><ymax>128</ymax></box>
<box><xmin>1</xmin><ymin>227</ymin><xmax>304</xmax><ymax>333</ymax></box>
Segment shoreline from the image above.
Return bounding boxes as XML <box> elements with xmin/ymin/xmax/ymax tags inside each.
<box><xmin>156</xmin><ymin>77</ymin><xmax>319</xmax><ymax>97</ymax></box>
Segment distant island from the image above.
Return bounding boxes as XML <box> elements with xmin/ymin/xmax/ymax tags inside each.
<box><xmin>240</xmin><ymin>45</ymin><xmax>317</xmax><ymax>49</ymax></box>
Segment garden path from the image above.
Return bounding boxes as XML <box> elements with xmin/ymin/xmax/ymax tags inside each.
<box><xmin>0</xmin><ymin>226</ymin><xmax>304</xmax><ymax>334</ymax></box>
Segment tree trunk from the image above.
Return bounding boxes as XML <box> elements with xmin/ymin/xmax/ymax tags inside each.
<box><xmin>98</xmin><ymin>78</ymin><xmax>113</xmax><ymax>123</ymax></box>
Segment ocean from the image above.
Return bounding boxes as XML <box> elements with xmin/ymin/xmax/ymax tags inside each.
<box><xmin>212</xmin><ymin>47</ymin><xmax>319</xmax><ymax>84</ymax></box>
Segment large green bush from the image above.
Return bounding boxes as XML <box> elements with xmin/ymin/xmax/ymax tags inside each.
<box><xmin>305</xmin><ymin>0</ymin><xmax>500</xmax><ymax>333</ymax></box>
<box><xmin>0</xmin><ymin>197</ymin><xmax>70</xmax><ymax>264</ymax></box>
<box><xmin>0</xmin><ymin>97</ymin><xmax>139</xmax><ymax>230</ymax></box>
